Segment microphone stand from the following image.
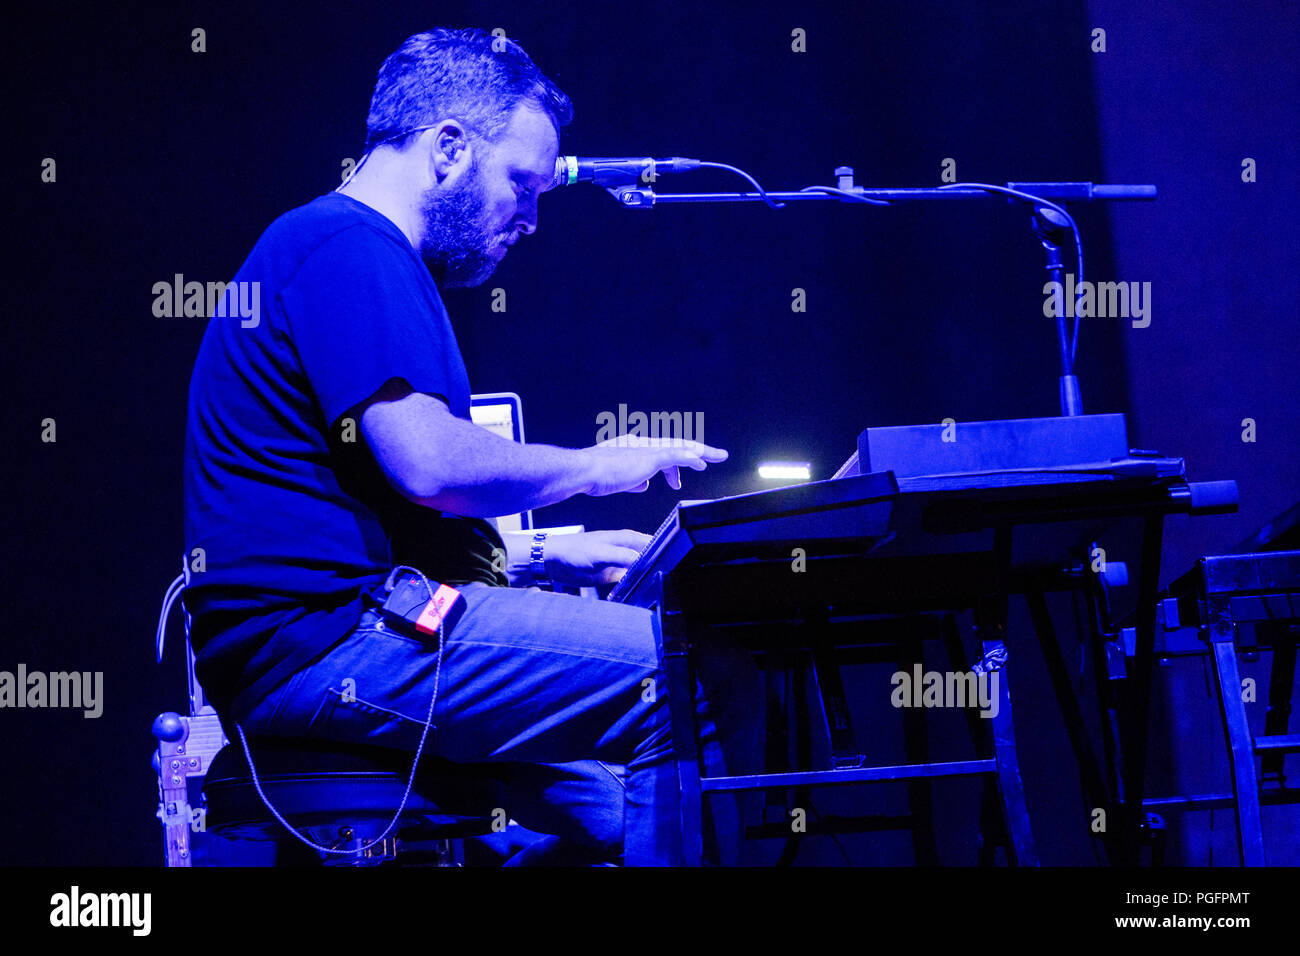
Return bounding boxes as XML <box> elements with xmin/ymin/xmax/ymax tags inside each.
<box><xmin>1033</xmin><ymin>205</ymin><xmax>1083</xmax><ymax>416</ymax></box>
<box><xmin>604</xmin><ymin>167</ymin><xmax>1156</xmax><ymax>418</ymax></box>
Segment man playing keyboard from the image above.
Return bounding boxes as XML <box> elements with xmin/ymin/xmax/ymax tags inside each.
<box><xmin>183</xmin><ymin>28</ymin><xmax>739</xmax><ymax>866</ymax></box>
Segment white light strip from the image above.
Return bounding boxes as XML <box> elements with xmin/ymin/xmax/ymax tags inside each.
<box><xmin>757</xmin><ymin>462</ymin><xmax>812</xmax><ymax>481</ymax></box>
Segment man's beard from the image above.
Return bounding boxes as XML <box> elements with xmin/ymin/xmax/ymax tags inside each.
<box><xmin>417</xmin><ymin>160</ymin><xmax>506</xmax><ymax>289</ymax></box>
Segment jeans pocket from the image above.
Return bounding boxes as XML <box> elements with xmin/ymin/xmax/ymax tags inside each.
<box><xmin>306</xmin><ymin>683</ymin><xmax>434</xmax><ymax>751</ymax></box>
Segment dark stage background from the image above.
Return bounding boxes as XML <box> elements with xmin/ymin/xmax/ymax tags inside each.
<box><xmin>4</xmin><ymin>0</ymin><xmax>1296</xmax><ymax>865</ymax></box>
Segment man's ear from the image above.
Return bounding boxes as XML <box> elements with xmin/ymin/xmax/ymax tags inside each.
<box><xmin>430</xmin><ymin>121</ymin><xmax>471</xmax><ymax>182</ymax></box>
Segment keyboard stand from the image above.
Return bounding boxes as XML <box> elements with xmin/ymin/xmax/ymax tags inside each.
<box><xmin>646</xmin><ymin>526</ymin><xmax>1040</xmax><ymax>866</ymax></box>
<box><xmin>1135</xmin><ymin>550</ymin><xmax>1300</xmax><ymax>865</ymax></box>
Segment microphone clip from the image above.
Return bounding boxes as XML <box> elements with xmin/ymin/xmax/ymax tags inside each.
<box><xmin>606</xmin><ymin>186</ymin><xmax>656</xmax><ymax>209</ymax></box>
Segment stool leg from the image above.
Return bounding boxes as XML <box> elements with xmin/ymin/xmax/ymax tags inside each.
<box><xmin>1208</xmin><ymin>610</ymin><xmax>1266</xmax><ymax>866</ymax></box>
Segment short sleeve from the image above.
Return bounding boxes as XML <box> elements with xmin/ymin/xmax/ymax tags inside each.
<box><xmin>281</xmin><ymin>223</ymin><xmax>460</xmax><ymax>428</ymax></box>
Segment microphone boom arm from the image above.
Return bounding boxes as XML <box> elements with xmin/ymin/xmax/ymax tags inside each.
<box><xmin>593</xmin><ymin>165</ymin><xmax>1157</xmax><ymax>422</ymax></box>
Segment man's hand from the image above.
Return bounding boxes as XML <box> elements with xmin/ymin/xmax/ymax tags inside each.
<box><xmin>580</xmin><ymin>436</ymin><xmax>729</xmax><ymax>496</ymax></box>
<box><xmin>544</xmin><ymin>529</ymin><xmax>651</xmax><ymax>588</ymax></box>
<box><xmin>500</xmin><ymin>529</ymin><xmax>651</xmax><ymax>589</ymax></box>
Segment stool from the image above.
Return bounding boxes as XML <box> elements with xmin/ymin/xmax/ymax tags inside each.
<box><xmin>201</xmin><ymin>736</ymin><xmax>504</xmax><ymax>866</ymax></box>
<box><xmin>151</xmin><ymin>567</ymin><xmax>502</xmax><ymax>866</ymax></box>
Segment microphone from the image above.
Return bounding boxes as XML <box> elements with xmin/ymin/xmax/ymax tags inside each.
<box><xmin>552</xmin><ymin>156</ymin><xmax>701</xmax><ymax>188</ymax></box>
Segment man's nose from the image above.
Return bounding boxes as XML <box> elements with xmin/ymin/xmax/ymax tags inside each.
<box><xmin>514</xmin><ymin>195</ymin><xmax>539</xmax><ymax>235</ymax></box>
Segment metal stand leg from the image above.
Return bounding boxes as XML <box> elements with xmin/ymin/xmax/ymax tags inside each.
<box><xmin>1120</xmin><ymin>515</ymin><xmax>1164</xmax><ymax>863</ymax></box>
<box><xmin>1262</xmin><ymin>626</ymin><xmax>1296</xmax><ymax>786</ymax></box>
<box><xmin>983</xmin><ymin>635</ymin><xmax>1038</xmax><ymax>865</ymax></box>
<box><xmin>1080</xmin><ymin>552</ymin><xmax>1128</xmax><ymax>853</ymax></box>
<box><xmin>653</xmin><ymin>573</ymin><xmax>703</xmax><ymax>866</ymax></box>
<box><xmin>975</xmin><ymin>528</ymin><xmax>1038</xmax><ymax>866</ymax></box>
<box><xmin>782</xmin><ymin>648</ymin><xmax>815</xmax><ymax>866</ymax></box>
<box><xmin>938</xmin><ymin>614</ymin><xmax>1005</xmax><ymax>865</ymax></box>
<box><xmin>1027</xmin><ymin>586</ymin><xmax>1114</xmax><ymax>862</ymax></box>
<box><xmin>1207</xmin><ymin>605</ymin><xmax>1266</xmax><ymax>866</ymax></box>
<box><xmin>899</xmin><ymin>630</ymin><xmax>940</xmax><ymax>865</ymax></box>
<box><xmin>977</xmin><ymin>784</ymin><xmax>1003</xmax><ymax>866</ymax></box>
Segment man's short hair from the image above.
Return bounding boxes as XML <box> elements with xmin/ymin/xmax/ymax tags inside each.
<box><xmin>364</xmin><ymin>27</ymin><xmax>573</xmax><ymax>153</ymax></box>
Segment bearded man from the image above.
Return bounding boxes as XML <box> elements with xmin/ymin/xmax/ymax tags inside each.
<box><xmin>182</xmin><ymin>27</ymin><xmax>746</xmax><ymax>866</ymax></box>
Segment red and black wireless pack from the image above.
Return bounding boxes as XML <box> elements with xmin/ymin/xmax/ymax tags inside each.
<box><xmin>377</xmin><ymin>571</ymin><xmax>467</xmax><ymax>641</ymax></box>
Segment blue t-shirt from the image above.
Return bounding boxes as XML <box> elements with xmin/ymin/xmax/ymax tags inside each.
<box><xmin>183</xmin><ymin>191</ymin><xmax>507</xmax><ymax>714</ymax></box>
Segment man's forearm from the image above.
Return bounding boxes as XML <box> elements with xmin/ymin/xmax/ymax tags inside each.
<box><xmin>362</xmin><ymin>386</ymin><xmax>718</xmax><ymax>518</ymax></box>
<box><xmin>399</xmin><ymin>411</ymin><xmax>594</xmax><ymax>517</ymax></box>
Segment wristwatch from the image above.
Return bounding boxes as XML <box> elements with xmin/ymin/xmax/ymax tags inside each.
<box><xmin>530</xmin><ymin>532</ymin><xmax>551</xmax><ymax>590</ymax></box>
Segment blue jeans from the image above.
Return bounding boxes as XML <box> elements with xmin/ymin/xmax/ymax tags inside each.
<box><xmin>234</xmin><ymin>581</ymin><xmax>759</xmax><ymax>865</ymax></box>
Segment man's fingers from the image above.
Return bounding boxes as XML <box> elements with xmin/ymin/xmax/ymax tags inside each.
<box><xmin>657</xmin><ymin>448</ymin><xmax>718</xmax><ymax>474</ymax></box>
<box><xmin>591</xmin><ymin>544</ymin><xmax>644</xmax><ymax>569</ymax></box>
<box><xmin>599</xmin><ymin>529</ymin><xmax>652</xmax><ymax>551</ymax></box>
<box><xmin>588</xmin><ymin>437</ymin><xmax>728</xmax><ymax>496</ymax></box>
<box><xmin>598</xmin><ymin>435</ymin><xmax>729</xmax><ymax>464</ymax></box>
<box><xmin>671</xmin><ymin>440</ymin><xmax>728</xmax><ymax>462</ymax></box>
<box><xmin>666</xmin><ymin>440</ymin><xmax>728</xmax><ymax>463</ymax></box>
